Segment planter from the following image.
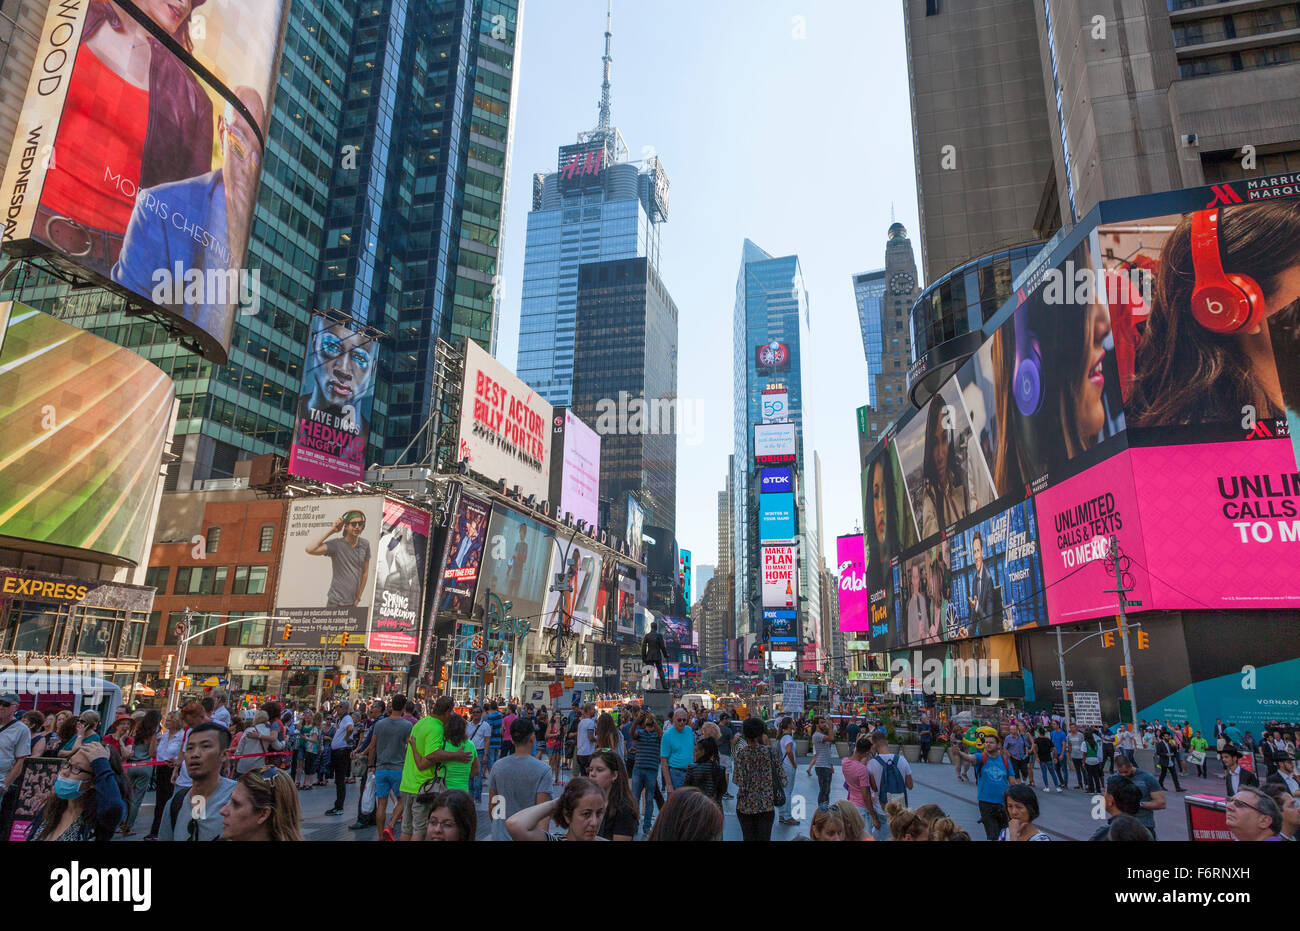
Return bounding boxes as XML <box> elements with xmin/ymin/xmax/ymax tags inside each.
<box><xmin>795</xmin><ymin>739</ymin><xmax>810</xmax><ymax>756</ymax></box>
<box><xmin>835</xmin><ymin>742</ymin><xmax>850</xmax><ymax>757</ymax></box>
<box><xmin>928</xmin><ymin>747</ymin><xmax>946</xmax><ymax>764</ymax></box>
<box><xmin>901</xmin><ymin>745</ymin><xmax>921</xmax><ymax>762</ymax></box>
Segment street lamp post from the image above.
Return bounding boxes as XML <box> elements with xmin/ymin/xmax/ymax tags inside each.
<box><xmin>166</xmin><ymin>611</ymin><xmax>291</xmax><ymax>714</ymax></box>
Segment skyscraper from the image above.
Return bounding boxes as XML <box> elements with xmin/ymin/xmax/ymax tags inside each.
<box><xmin>572</xmin><ymin>255</ymin><xmax>678</xmax><ymax>539</ymax></box>
<box><xmin>856</xmin><ymin>222</ymin><xmax>920</xmax><ymax>444</ymax></box>
<box><xmin>732</xmin><ymin>239</ymin><xmax>820</xmax><ymax>667</ymax></box>
<box><xmin>515</xmin><ymin>6</ymin><xmax>669</xmax><ymax>408</ymax></box>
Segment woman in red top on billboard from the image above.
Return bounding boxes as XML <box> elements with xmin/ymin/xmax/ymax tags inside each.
<box><xmin>1127</xmin><ymin>201</ymin><xmax>1300</xmax><ymax>428</ymax></box>
<box><xmin>37</xmin><ymin>0</ymin><xmax>214</xmax><ymax>276</ymax></box>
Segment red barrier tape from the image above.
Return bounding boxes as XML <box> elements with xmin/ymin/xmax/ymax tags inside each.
<box><xmin>123</xmin><ymin>751</ymin><xmax>287</xmax><ymax>768</ymax></box>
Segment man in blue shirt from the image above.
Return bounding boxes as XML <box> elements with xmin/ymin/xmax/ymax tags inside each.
<box><xmin>1050</xmin><ymin>722</ymin><xmax>1069</xmax><ymax>786</ymax></box>
<box><xmin>659</xmin><ymin>709</ymin><xmax>694</xmax><ymax>792</ymax></box>
<box><xmin>973</xmin><ymin>731</ymin><xmax>1019</xmax><ymax>840</ymax></box>
<box><xmin>1111</xmin><ymin>755</ymin><xmax>1166</xmax><ymax>840</ymax></box>
<box><xmin>485</xmin><ymin>702</ymin><xmax>504</xmax><ymax>773</ymax></box>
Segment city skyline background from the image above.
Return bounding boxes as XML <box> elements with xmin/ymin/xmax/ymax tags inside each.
<box><xmin>495</xmin><ymin>0</ymin><xmax>921</xmax><ymax>570</ymax></box>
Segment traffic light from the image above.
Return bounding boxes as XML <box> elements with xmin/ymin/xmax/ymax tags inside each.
<box><xmin>1137</xmin><ymin>630</ymin><xmax>1150</xmax><ymax>650</ymax></box>
<box><xmin>1119</xmin><ymin>665</ymin><xmax>1128</xmax><ymax>677</ymax></box>
<box><xmin>1102</xmin><ymin>630</ymin><xmax>1115</xmax><ymax>648</ymax></box>
<box><xmin>281</xmin><ymin>622</ymin><xmax>293</xmax><ymax>641</ymax></box>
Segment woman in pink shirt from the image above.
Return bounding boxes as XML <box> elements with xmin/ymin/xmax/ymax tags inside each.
<box><xmin>841</xmin><ymin>736</ymin><xmax>880</xmax><ymax>834</ymax></box>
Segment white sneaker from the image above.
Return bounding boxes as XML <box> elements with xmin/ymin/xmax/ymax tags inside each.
<box><xmin>1057</xmin><ymin>786</ymin><xmax>1063</xmax><ymax>792</ymax></box>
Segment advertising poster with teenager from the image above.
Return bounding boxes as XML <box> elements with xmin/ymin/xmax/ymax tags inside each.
<box><xmin>275</xmin><ymin>496</ymin><xmax>383</xmax><ymax>648</ymax></box>
<box><xmin>288</xmin><ymin>313</ymin><xmax>378</xmax><ymax>485</ymax></box>
<box><xmin>0</xmin><ymin>0</ymin><xmax>291</xmax><ymax>363</ymax></box>
<box><xmin>437</xmin><ymin>495</ymin><xmax>490</xmax><ymax>617</ymax></box>
<box><xmin>367</xmin><ymin>498</ymin><xmax>431</xmax><ymax>654</ymax></box>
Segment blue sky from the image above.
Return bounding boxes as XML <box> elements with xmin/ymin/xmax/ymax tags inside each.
<box><xmin>494</xmin><ymin>0</ymin><xmax>921</xmax><ymax>579</ymax></box>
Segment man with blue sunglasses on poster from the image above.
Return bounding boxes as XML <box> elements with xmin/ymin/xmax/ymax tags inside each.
<box><xmin>295</xmin><ymin>319</ymin><xmax>377</xmax><ymax>469</ymax></box>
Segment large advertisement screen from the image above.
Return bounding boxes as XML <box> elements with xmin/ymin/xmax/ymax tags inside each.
<box><xmin>761</xmin><ymin>543</ymin><xmax>797</xmax><ymax>609</ymax></box>
<box><xmin>541</xmin><ymin>541</ymin><xmax>602</xmax><ymax>632</ymax></box>
<box><xmin>288</xmin><ymin>313</ymin><xmax>377</xmax><ymax>485</ymax></box>
<box><xmin>0</xmin><ymin>0</ymin><xmax>291</xmax><ymax>364</ymax></box>
<box><xmin>625</xmin><ymin>493</ymin><xmax>645</xmax><ymax>564</ymax></box>
<box><xmin>554</xmin><ymin>408</ymin><xmax>600</xmax><ymax>528</ymax></box>
<box><xmin>368</xmin><ymin>499</ymin><xmax>431</xmax><ymax>654</ymax></box>
<box><xmin>860</xmin><ymin>183</ymin><xmax>1300</xmax><ymax>647</ymax></box>
<box><xmin>275</xmin><ymin>496</ymin><xmax>383</xmax><ymax>648</ymax></box>
<box><xmin>474</xmin><ymin>506</ymin><xmax>554</xmax><ymax>633</ymax></box>
<box><xmin>759</xmin><ymin>492</ymin><xmax>796</xmax><ymax>541</ymax></box>
<box><xmin>0</xmin><ymin>303</ymin><xmax>173</xmax><ymax>567</ymax></box>
<box><xmin>836</xmin><ymin>534</ymin><xmax>870</xmax><ymax>633</ymax></box>
<box><xmin>458</xmin><ymin>340</ymin><xmax>553</xmax><ymax>500</ymax></box>
<box><xmin>437</xmin><ymin>495</ymin><xmax>490</xmax><ymax>617</ymax></box>
<box><xmin>754</xmin><ymin>422</ymin><xmax>796</xmax><ymax>464</ymax></box>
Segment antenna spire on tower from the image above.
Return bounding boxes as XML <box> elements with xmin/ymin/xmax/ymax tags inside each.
<box><xmin>597</xmin><ymin>0</ymin><xmax>613</xmax><ymax>133</ymax></box>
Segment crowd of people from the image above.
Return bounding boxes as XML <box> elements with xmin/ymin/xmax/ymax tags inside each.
<box><xmin>2</xmin><ymin>687</ymin><xmax>1296</xmax><ymax>842</ymax></box>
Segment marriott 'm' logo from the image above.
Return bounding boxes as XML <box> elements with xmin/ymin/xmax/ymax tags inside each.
<box><xmin>1205</xmin><ymin>184</ymin><xmax>1243</xmax><ymax>208</ymax></box>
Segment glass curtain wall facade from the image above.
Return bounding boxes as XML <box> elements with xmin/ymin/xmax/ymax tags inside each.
<box><xmin>573</xmin><ymin>256</ymin><xmax>678</xmax><ymax>540</ymax></box>
<box><xmin>314</xmin><ymin>0</ymin><xmax>522</xmax><ymax>465</ymax></box>
<box><xmin>517</xmin><ymin>163</ymin><xmax>663</xmax><ymax>407</ymax></box>
<box><xmin>731</xmin><ymin>240</ymin><xmax>819</xmax><ymax>654</ymax></box>
<box><xmin>852</xmin><ymin>269</ymin><xmax>886</xmax><ymax>405</ymax></box>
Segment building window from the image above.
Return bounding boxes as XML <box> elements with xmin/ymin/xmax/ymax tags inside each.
<box><xmin>144</xmin><ymin>566</ymin><xmax>169</xmax><ymax>593</ymax></box>
<box><xmin>231</xmin><ymin>565</ymin><xmax>269</xmax><ymax>596</ymax></box>
<box><xmin>74</xmin><ymin>610</ymin><xmax>119</xmax><ymax>658</ymax></box>
<box><xmin>10</xmin><ymin>604</ymin><xmax>61</xmax><ymax>653</ymax></box>
<box><xmin>205</xmin><ymin>527</ymin><xmax>221</xmax><ymax>554</ymax></box>
<box><xmin>121</xmin><ymin>620</ymin><xmax>147</xmax><ymax>659</ymax></box>
<box><xmin>145</xmin><ymin>611</ymin><xmax>162</xmax><ymax>647</ymax></box>
<box><xmin>174</xmin><ymin>566</ymin><xmax>228</xmax><ymax>595</ymax></box>
<box><xmin>259</xmin><ymin>525</ymin><xmax>275</xmax><ymax>552</ymax></box>
<box><xmin>230</xmin><ymin>612</ymin><xmax>270</xmax><ymax>646</ymax></box>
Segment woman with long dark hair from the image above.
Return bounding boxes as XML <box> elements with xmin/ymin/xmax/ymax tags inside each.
<box><xmin>423</xmin><ymin>789</ymin><xmax>477</xmax><ymax>842</ymax></box>
<box><xmin>36</xmin><ymin>0</ymin><xmax>213</xmax><ymax>276</ymax></box>
<box><xmin>991</xmin><ymin>256</ymin><xmax>1121</xmax><ymax>493</ymax></box>
<box><xmin>647</xmin><ymin>786</ymin><xmax>724</xmax><ymax>842</ymax></box>
<box><xmin>920</xmin><ymin>394</ymin><xmax>971</xmax><ymax>537</ymax></box>
<box><xmin>28</xmin><ymin>742</ymin><xmax>126</xmax><ymax>841</ymax></box>
<box><xmin>588</xmin><ymin>749</ymin><xmax>637</xmax><ymax>840</ymax></box>
<box><xmin>864</xmin><ymin>450</ymin><xmax>905</xmax><ymax>600</ymax></box>
<box><xmin>507</xmin><ymin>777</ymin><xmax>607</xmax><ymax>841</ymax></box>
<box><xmin>1128</xmin><ymin>201</ymin><xmax>1300</xmax><ymax>427</ymax></box>
<box><xmin>122</xmin><ymin>709</ymin><xmax>160</xmax><ymax>836</ymax></box>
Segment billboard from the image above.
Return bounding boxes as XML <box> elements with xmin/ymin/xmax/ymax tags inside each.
<box><xmin>616</xmin><ymin>571</ymin><xmax>636</xmax><ymax>635</ymax></box>
<box><xmin>760</xmin><ymin>466</ymin><xmax>793</xmax><ymax>494</ymax></box>
<box><xmin>437</xmin><ymin>495</ymin><xmax>491</xmax><ymax>617</ymax></box>
<box><xmin>860</xmin><ymin>183</ymin><xmax>1300</xmax><ymax>642</ymax></box>
<box><xmin>754</xmin><ymin>422</ymin><xmax>797</xmax><ymax>464</ymax></box>
<box><xmin>473</xmin><ymin>506</ymin><xmax>554</xmax><ymax>637</ymax></box>
<box><xmin>541</xmin><ymin>541</ymin><xmax>602</xmax><ymax>632</ymax></box>
<box><xmin>761</xmin><ymin>388</ymin><xmax>789</xmax><ymax>423</ymax></box>
<box><xmin>458</xmin><ymin>340</ymin><xmax>553</xmax><ymax>500</ymax></box>
<box><xmin>275</xmin><ymin>496</ymin><xmax>384</xmax><ymax>648</ymax></box>
<box><xmin>761</xmin><ymin>543</ymin><xmax>797</xmax><ymax>609</ymax></box>
<box><xmin>755</xmin><ymin>340</ymin><xmax>790</xmax><ymax>371</ymax></box>
<box><xmin>0</xmin><ymin>303</ymin><xmax>173</xmax><ymax>567</ymax></box>
<box><xmin>836</xmin><ymin>534</ymin><xmax>870</xmax><ymax>633</ymax></box>
<box><xmin>549</xmin><ymin>408</ymin><xmax>600</xmax><ymax>528</ymax></box>
<box><xmin>759</xmin><ymin>492</ymin><xmax>796</xmax><ymax>541</ymax></box>
<box><xmin>0</xmin><ymin>0</ymin><xmax>291</xmax><ymax>364</ymax></box>
<box><xmin>287</xmin><ymin>313</ymin><xmax>377</xmax><ymax>485</ymax></box>
<box><xmin>625</xmin><ymin>493</ymin><xmax>645</xmax><ymax>563</ymax></box>
<box><xmin>368</xmin><ymin>499</ymin><xmax>431</xmax><ymax>653</ymax></box>
<box><xmin>763</xmin><ymin>609</ymin><xmax>797</xmax><ymax>643</ymax></box>
<box><xmin>679</xmin><ymin>549</ymin><xmax>692</xmax><ymax>610</ymax></box>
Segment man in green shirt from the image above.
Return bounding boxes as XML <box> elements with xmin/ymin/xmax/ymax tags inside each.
<box><xmin>1190</xmin><ymin>731</ymin><xmax>1210</xmax><ymax>778</ymax></box>
<box><xmin>398</xmin><ymin>696</ymin><xmax>472</xmax><ymax>841</ymax></box>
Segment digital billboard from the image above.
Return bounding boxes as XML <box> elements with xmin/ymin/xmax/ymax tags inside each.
<box><xmin>625</xmin><ymin>493</ymin><xmax>645</xmax><ymax>563</ymax></box>
<box><xmin>754</xmin><ymin>421</ymin><xmax>796</xmax><ymax>464</ymax></box>
<box><xmin>549</xmin><ymin>408</ymin><xmax>600</xmax><ymax>529</ymax></box>
<box><xmin>0</xmin><ymin>303</ymin><xmax>173</xmax><ymax>567</ymax></box>
<box><xmin>616</xmin><ymin>570</ymin><xmax>636</xmax><ymax>635</ymax></box>
<box><xmin>437</xmin><ymin>495</ymin><xmax>490</xmax><ymax>617</ymax></box>
<box><xmin>275</xmin><ymin>496</ymin><xmax>384</xmax><ymax>648</ymax></box>
<box><xmin>0</xmin><ymin>0</ymin><xmax>291</xmax><ymax>364</ymax></box>
<box><xmin>368</xmin><ymin>499</ymin><xmax>431</xmax><ymax>653</ymax></box>
<box><xmin>760</xmin><ymin>466</ymin><xmax>793</xmax><ymax>494</ymax></box>
<box><xmin>679</xmin><ymin>549</ymin><xmax>692</xmax><ymax>610</ymax></box>
<box><xmin>755</xmin><ymin>340</ymin><xmax>790</xmax><ymax>372</ymax></box>
<box><xmin>763</xmin><ymin>609</ymin><xmax>797</xmax><ymax>643</ymax></box>
<box><xmin>859</xmin><ymin>183</ymin><xmax>1300</xmax><ymax>647</ymax></box>
<box><xmin>836</xmin><ymin>534</ymin><xmax>869</xmax><ymax>633</ymax></box>
<box><xmin>542</xmin><ymin>541</ymin><xmax>602</xmax><ymax>632</ymax></box>
<box><xmin>288</xmin><ymin>313</ymin><xmax>377</xmax><ymax>485</ymax></box>
<box><xmin>458</xmin><ymin>339</ymin><xmax>553</xmax><ymax>500</ymax></box>
<box><xmin>761</xmin><ymin>543</ymin><xmax>797</xmax><ymax>609</ymax></box>
<box><xmin>761</xmin><ymin>388</ymin><xmax>789</xmax><ymax>423</ymax></box>
<box><xmin>474</xmin><ymin>505</ymin><xmax>554</xmax><ymax>636</ymax></box>
<box><xmin>759</xmin><ymin>492</ymin><xmax>796</xmax><ymax>541</ymax></box>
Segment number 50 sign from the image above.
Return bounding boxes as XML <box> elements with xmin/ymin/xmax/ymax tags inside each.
<box><xmin>761</xmin><ymin>388</ymin><xmax>788</xmax><ymax>424</ymax></box>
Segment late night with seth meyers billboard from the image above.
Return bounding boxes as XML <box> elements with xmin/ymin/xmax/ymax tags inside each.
<box><xmin>860</xmin><ymin>182</ymin><xmax>1300</xmax><ymax>656</ymax></box>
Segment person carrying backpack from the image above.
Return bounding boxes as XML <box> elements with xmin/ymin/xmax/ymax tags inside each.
<box><xmin>866</xmin><ymin>730</ymin><xmax>912</xmax><ymax>842</ymax></box>
<box><xmin>973</xmin><ymin>731</ymin><xmax>1019</xmax><ymax>841</ymax></box>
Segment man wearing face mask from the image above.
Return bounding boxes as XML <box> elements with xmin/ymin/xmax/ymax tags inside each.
<box><xmin>159</xmin><ymin>723</ymin><xmax>236</xmax><ymax>841</ymax></box>
<box><xmin>27</xmin><ymin>741</ymin><xmax>124</xmax><ymax>841</ymax></box>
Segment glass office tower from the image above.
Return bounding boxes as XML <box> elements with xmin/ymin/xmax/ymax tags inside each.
<box><xmin>731</xmin><ymin>239</ymin><xmax>820</xmax><ymax>659</ymax></box>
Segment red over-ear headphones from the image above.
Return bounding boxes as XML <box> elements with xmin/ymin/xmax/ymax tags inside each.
<box><xmin>1189</xmin><ymin>209</ymin><xmax>1267</xmax><ymax>333</ymax></box>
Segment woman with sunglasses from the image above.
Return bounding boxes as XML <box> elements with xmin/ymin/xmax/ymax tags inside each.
<box><xmin>219</xmin><ymin>767</ymin><xmax>303</xmax><ymax>841</ymax></box>
<box><xmin>28</xmin><ymin>741</ymin><xmax>125</xmax><ymax>841</ymax></box>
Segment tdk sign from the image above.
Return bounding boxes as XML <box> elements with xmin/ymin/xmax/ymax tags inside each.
<box><xmin>761</xmin><ymin>467</ymin><xmax>792</xmax><ymax>493</ymax></box>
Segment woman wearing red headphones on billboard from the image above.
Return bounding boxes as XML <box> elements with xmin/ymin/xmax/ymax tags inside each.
<box><xmin>1128</xmin><ymin>200</ymin><xmax>1300</xmax><ymax>427</ymax></box>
